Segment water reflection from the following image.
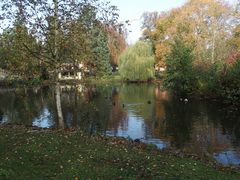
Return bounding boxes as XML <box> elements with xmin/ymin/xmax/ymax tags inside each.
<box><xmin>0</xmin><ymin>84</ymin><xmax>239</xmax><ymax>166</ymax></box>
<box><xmin>32</xmin><ymin>107</ymin><xmax>54</xmax><ymax>128</ymax></box>
<box><xmin>0</xmin><ymin>109</ymin><xmax>8</xmax><ymax>124</ymax></box>
<box><xmin>214</xmin><ymin>149</ymin><xmax>240</xmax><ymax>166</ymax></box>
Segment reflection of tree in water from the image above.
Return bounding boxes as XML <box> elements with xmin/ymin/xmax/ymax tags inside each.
<box><xmin>220</xmin><ymin>115</ymin><xmax>240</xmax><ymax>146</ymax></box>
<box><xmin>119</xmin><ymin>84</ymin><xmax>154</xmax><ymax>119</ymax></box>
<box><xmin>108</xmin><ymin>87</ymin><xmax>127</xmax><ymax>133</ymax></box>
<box><xmin>60</xmin><ymin>84</ymin><xmax>114</xmax><ymax>134</ymax></box>
<box><xmin>163</xmin><ymin>98</ymin><xmax>196</xmax><ymax>149</ymax></box>
<box><xmin>0</xmin><ymin>87</ymin><xmax>55</xmax><ymax>126</ymax></box>
<box><xmin>1</xmin><ymin>84</ymin><xmax>239</xmax><ymax>158</ymax></box>
<box><xmin>161</xmin><ymin>99</ymin><xmax>240</xmax><ymax>157</ymax></box>
<box><xmin>117</xmin><ymin>84</ymin><xmax>155</xmax><ymax>137</ymax></box>
<box><xmin>204</xmin><ymin>103</ymin><xmax>240</xmax><ymax>146</ymax></box>
<box><xmin>60</xmin><ymin>84</ymin><xmax>153</xmax><ymax>135</ymax></box>
<box><xmin>0</xmin><ymin>109</ymin><xmax>3</xmax><ymax>122</ymax></box>
<box><xmin>149</xmin><ymin>87</ymin><xmax>169</xmax><ymax>138</ymax></box>
<box><xmin>183</xmin><ymin>101</ymin><xmax>240</xmax><ymax>158</ymax></box>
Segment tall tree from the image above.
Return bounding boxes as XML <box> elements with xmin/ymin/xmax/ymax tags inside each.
<box><xmin>141</xmin><ymin>11</ymin><xmax>159</xmax><ymax>41</ymax></box>
<box><xmin>0</xmin><ymin>23</ymin><xmax>40</xmax><ymax>80</ymax></box>
<box><xmin>163</xmin><ymin>33</ymin><xmax>195</xmax><ymax>95</ymax></box>
<box><xmin>141</xmin><ymin>0</ymin><xmax>237</xmax><ymax>67</ymax></box>
<box><xmin>119</xmin><ymin>41</ymin><xmax>155</xmax><ymax>81</ymax></box>
<box><xmin>107</xmin><ymin>26</ymin><xmax>127</xmax><ymax>71</ymax></box>
<box><xmin>0</xmin><ymin>0</ymin><xmax>120</xmax><ymax>77</ymax></box>
<box><xmin>90</xmin><ymin>25</ymin><xmax>112</xmax><ymax>76</ymax></box>
<box><xmin>0</xmin><ymin>0</ymin><xmax>121</xmax><ymax>126</ymax></box>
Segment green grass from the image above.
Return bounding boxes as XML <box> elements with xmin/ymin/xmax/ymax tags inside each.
<box><xmin>0</xmin><ymin>126</ymin><xmax>239</xmax><ymax>179</ymax></box>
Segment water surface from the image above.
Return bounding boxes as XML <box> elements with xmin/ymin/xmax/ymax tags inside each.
<box><xmin>0</xmin><ymin>83</ymin><xmax>239</xmax><ymax>166</ymax></box>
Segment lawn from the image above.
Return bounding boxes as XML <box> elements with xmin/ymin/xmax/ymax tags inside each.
<box><xmin>0</xmin><ymin>126</ymin><xmax>239</xmax><ymax>179</ymax></box>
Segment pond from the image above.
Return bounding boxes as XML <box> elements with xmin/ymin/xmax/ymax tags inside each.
<box><xmin>0</xmin><ymin>83</ymin><xmax>240</xmax><ymax>166</ymax></box>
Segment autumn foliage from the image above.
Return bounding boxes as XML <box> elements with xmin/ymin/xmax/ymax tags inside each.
<box><xmin>141</xmin><ymin>0</ymin><xmax>240</xmax><ymax>102</ymax></box>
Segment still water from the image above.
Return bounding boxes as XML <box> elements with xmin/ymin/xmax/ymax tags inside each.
<box><xmin>0</xmin><ymin>83</ymin><xmax>240</xmax><ymax>166</ymax></box>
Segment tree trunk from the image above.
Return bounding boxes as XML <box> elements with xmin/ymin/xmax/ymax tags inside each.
<box><xmin>54</xmin><ymin>0</ymin><xmax>59</xmax><ymax>64</ymax></box>
<box><xmin>211</xmin><ymin>29</ymin><xmax>216</xmax><ymax>64</ymax></box>
<box><xmin>53</xmin><ymin>0</ymin><xmax>64</xmax><ymax>128</ymax></box>
<box><xmin>55</xmin><ymin>82</ymin><xmax>64</xmax><ymax>129</ymax></box>
<box><xmin>72</xmin><ymin>85</ymin><xmax>78</xmax><ymax>127</ymax></box>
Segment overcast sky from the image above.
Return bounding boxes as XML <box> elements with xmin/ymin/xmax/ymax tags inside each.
<box><xmin>110</xmin><ymin>0</ymin><xmax>238</xmax><ymax>44</ymax></box>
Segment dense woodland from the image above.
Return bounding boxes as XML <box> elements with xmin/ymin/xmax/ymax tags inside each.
<box><xmin>0</xmin><ymin>0</ymin><xmax>127</xmax><ymax>80</ymax></box>
<box><xmin>0</xmin><ymin>0</ymin><xmax>240</xmax><ymax>103</ymax></box>
<box><xmin>139</xmin><ymin>0</ymin><xmax>240</xmax><ymax>103</ymax></box>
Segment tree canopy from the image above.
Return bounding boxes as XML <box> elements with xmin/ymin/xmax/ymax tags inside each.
<box><xmin>119</xmin><ymin>41</ymin><xmax>155</xmax><ymax>81</ymax></box>
<box><xmin>141</xmin><ymin>0</ymin><xmax>238</xmax><ymax>68</ymax></box>
<box><xmin>163</xmin><ymin>34</ymin><xmax>195</xmax><ymax>95</ymax></box>
<box><xmin>0</xmin><ymin>0</ymin><xmax>127</xmax><ymax>79</ymax></box>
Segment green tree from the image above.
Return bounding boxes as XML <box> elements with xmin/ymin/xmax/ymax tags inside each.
<box><xmin>219</xmin><ymin>58</ymin><xmax>240</xmax><ymax>104</ymax></box>
<box><xmin>91</xmin><ymin>26</ymin><xmax>112</xmax><ymax>76</ymax></box>
<box><xmin>141</xmin><ymin>0</ymin><xmax>236</xmax><ymax>68</ymax></box>
<box><xmin>0</xmin><ymin>23</ymin><xmax>40</xmax><ymax>80</ymax></box>
<box><xmin>0</xmin><ymin>0</ymin><xmax>121</xmax><ymax>127</ymax></box>
<box><xmin>119</xmin><ymin>41</ymin><xmax>155</xmax><ymax>81</ymax></box>
<box><xmin>163</xmin><ymin>36</ymin><xmax>195</xmax><ymax>95</ymax></box>
<box><xmin>0</xmin><ymin>0</ymin><xmax>121</xmax><ymax>78</ymax></box>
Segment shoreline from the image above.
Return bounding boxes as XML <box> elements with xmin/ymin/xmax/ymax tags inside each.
<box><xmin>1</xmin><ymin>124</ymin><xmax>239</xmax><ymax>169</ymax></box>
<box><xmin>0</xmin><ymin>124</ymin><xmax>239</xmax><ymax>178</ymax></box>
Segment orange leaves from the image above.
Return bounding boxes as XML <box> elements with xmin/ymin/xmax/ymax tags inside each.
<box><xmin>141</xmin><ymin>0</ymin><xmax>236</xmax><ymax>66</ymax></box>
<box><xmin>226</xmin><ymin>51</ymin><xmax>240</xmax><ymax>65</ymax></box>
<box><xmin>107</xmin><ymin>26</ymin><xmax>127</xmax><ymax>66</ymax></box>
<box><xmin>155</xmin><ymin>43</ymin><xmax>169</xmax><ymax>67</ymax></box>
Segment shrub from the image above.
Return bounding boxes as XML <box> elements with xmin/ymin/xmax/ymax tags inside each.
<box><xmin>193</xmin><ymin>62</ymin><xmax>222</xmax><ymax>95</ymax></box>
<box><xmin>219</xmin><ymin>59</ymin><xmax>240</xmax><ymax>104</ymax></box>
<box><xmin>119</xmin><ymin>41</ymin><xmax>155</xmax><ymax>81</ymax></box>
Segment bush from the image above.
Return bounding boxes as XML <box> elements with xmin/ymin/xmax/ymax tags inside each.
<box><xmin>194</xmin><ymin>62</ymin><xmax>222</xmax><ymax>95</ymax></box>
<box><xmin>163</xmin><ymin>37</ymin><xmax>195</xmax><ymax>95</ymax></box>
<box><xmin>119</xmin><ymin>41</ymin><xmax>155</xmax><ymax>81</ymax></box>
<box><xmin>219</xmin><ymin>59</ymin><xmax>240</xmax><ymax>104</ymax></box>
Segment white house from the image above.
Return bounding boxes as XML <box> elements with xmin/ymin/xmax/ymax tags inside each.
<box><xmin>58</xmin><ymin>62</ymin><xmax>85</xmax><ymax>80</ymax></box>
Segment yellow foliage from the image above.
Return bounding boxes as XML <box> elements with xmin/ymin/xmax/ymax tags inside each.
<box><xmin>144</xmin><ymin>0</ymin><xmax>235</xmax><ymax>64</ymax></box>
<box><xmin>155</xmin><ymin>43</ymin><xmax>170</xmax><ymax>67</ymax></box>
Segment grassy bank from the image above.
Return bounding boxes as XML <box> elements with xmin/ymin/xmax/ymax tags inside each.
<box><xmin>0</xmin><ymin>126</ymin><xmax>239</xmax><ymax>179</ymax></box>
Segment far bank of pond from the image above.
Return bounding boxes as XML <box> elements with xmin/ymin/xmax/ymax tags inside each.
<box><xmin>0</xmin><ymin>83</ymin><xmax>240</xmax><ymax>167</ymax></box>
